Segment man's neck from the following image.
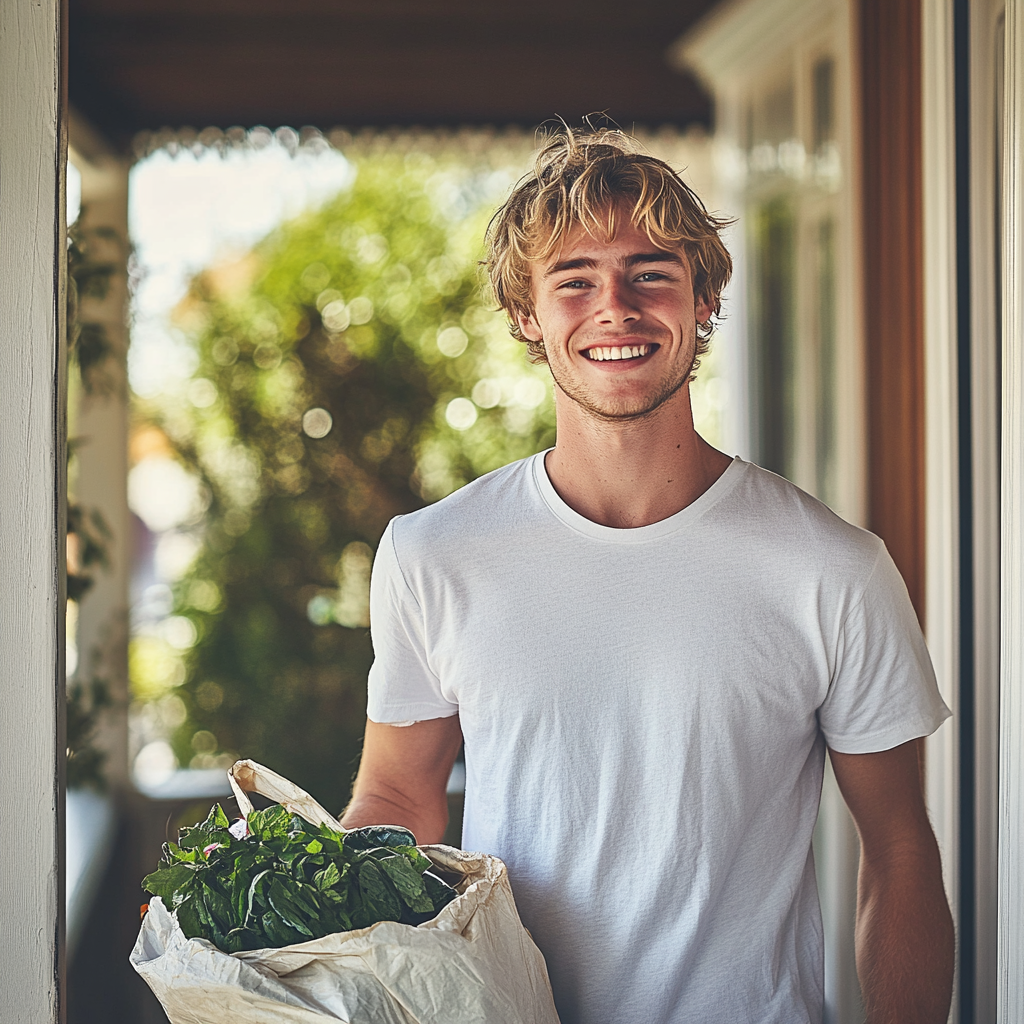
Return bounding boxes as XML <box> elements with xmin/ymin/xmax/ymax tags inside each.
<box><xmin>544</xmin><ymin>385</ymin><xmax>733</xmax><ymax>529</ymax></box>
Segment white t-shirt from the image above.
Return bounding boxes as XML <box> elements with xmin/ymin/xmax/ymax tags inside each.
<box><xmin>366</xmin><ymin>453</ymin><xmax>950</xmax><ymax>1024</ymax></box>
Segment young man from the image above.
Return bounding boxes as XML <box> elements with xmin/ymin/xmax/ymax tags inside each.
<box><xmin>342</xmin><ymin>131</ymin><xmax>954</xmax><ymax>1024</ymax></box>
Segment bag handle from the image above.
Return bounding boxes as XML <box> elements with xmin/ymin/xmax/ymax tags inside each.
<box><xmin>228</xmin><ymin>759</ymin><xmax>343</xmax><ymax>832</ymax></box>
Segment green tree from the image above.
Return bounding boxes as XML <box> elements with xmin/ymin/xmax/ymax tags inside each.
<box><xmin>139</xmin><ymin>150</ymin><xmax>554</xmax><ymax>809</ymax></box>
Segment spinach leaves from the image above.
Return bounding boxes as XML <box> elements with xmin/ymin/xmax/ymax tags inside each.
<box><xmin>142</xmin><ymin>803</ymin><xmax>457</xmax><ymax>953</ymax></box>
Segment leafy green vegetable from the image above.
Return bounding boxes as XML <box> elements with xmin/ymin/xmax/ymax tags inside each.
<box><xmin>142</xmin><ymin>802</ymin><xmax>458</xmax><ymax>952</ymax></box>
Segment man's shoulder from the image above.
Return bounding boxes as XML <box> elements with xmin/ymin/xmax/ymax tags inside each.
<box><xmin>388</xmin><ymin>453</ymin><xmax>542</xmax><ymax>558</ymax></box>
<box><xmin>727</xmin><ymin>460</ymin><xmax>885</xmax><ymax>581</ymax></box>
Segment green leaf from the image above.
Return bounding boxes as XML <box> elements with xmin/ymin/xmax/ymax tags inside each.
<box><xmin>326</xmin><ymin>904</ymin><xmax>353</xmax><ymax>933</ymax></box>
<box><xmin>305</xmin><ymin>839</ymin><xmax>323</xmax><ymax>854</ymax></box>
<box><xmin>231</xmin><ymin>864</ymin><xmax>251</xmax><ymax>924</ymax></box>
<box><xmin>202</xmin><ymin>882</ymin><xmax>236</xmax><ymax>932</ymax></box>
<box><xmin>286</xmin><ymin>880</ymin><xmax>321</xmax><ymax>918</ymax></box>
<box><xmin>268</xmin><ymin>879</ymin><xmax>314</xmax><ymax>937</ymax></box>
<box><xmin>356</xmin><ymin>860</ymin><xmax>402</xmax><ymax>923</ymax></box>
<box><xmin>193</xmin><ymin>890</ymin><xmax>227</xmax><ymax>948</ymax></box>
<box><xmin>142</xmin><ymin>864</ymin><xmax>196</xmax><ymax>900</ymax></box>
<box><xmin>262</xmin><ymin>805</ymin><xmax>292</xmax><ymax>835</ymax></box>
<box><xmin>396</xmin><ymin>846</ymin><xmax>432</xmax><ymax>873</ymax></box>
<box><xmin>261</xmin><ymin>909</ymin><xmax>305</xmax><ymax>947</ymax></box>
<box><xmin>378</xmin><ymin>854</ymin><xmax>433</xmax><ymax>913</ymax></box>
<box><xmin>344</xmin><ymin>825</ymin><xmax>417</xmax><ymax>853</ymax></box>
<box><xmin>175</xmin><ymin>896</ymin><xmax>203</xmax><ymax>940</ymax></box>
<box><xmin>313</xmin><ymin>862</ymin><xmax>340</xmax><ymax>891</ymax></box>
<box><xmin>316</xmin><ymin>826</ymin><xmax>345</xmax><ymax>854</ymax></box>
<box><xmin>224</xmin><ymin>926</ymin><xmax>264</xmax><ymax>953</ymax></box>
<box><xmin>209</xmin><ymin>803</ymin><xmax>231</xmax><ymax>830</ymax></box>
<box><xmin>423</xmin><ymin>871</ymin><xmax>459</xmax><ymax>912</ymax></box>
<box><xmin>291</xmin><ymin>815</ymin><xmax>316</xmax><ymax>835</ymax></box>
<box><xmin>245</xmin><ymin>868</ymin><xmax>272</xmax><ymax>925</ymax></box>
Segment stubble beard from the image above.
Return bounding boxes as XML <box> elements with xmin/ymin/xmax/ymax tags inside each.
<box><xmin>545</xmin><ymin>336</ymin><xmax>697</xmax><ymax>423</ymax></box>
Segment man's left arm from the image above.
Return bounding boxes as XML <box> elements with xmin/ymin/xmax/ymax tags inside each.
<box><xmin>829</xmin><ymin>739</ymin><xmax>954</xmax><ymax>1024</ymax></box>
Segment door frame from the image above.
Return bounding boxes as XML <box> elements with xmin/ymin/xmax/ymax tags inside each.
<box><xmin>0</xmin><ymin>0</ymin><xmax>68</xmax><ymax>1019</ymax></box>
<box><xmin>998</xmin><ymin>0</ymin><xmax>1024</xmax><ymax>1018</ymax></box>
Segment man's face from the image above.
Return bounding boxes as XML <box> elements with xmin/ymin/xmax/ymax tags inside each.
<box><xmin>517</xmin><ymin>212</ymin><xmax>713</xmax><ymax>422</ymax></box>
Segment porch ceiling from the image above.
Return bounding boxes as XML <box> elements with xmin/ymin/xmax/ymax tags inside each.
<box><xmin>69</xmin><ymin>0</ymin><xmax>718</xmax><ymax>149</ymax></box>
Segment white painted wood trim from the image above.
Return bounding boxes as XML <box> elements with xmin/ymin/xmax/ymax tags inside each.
<box><xmin>669</xmin><ymin>0</ymin><xmax>840</xmax><ymax>93</ymax></box>
<box><xmin>0</xmin><ymin>1</ymin><xmax>66</xmax><ymax>1021</ymax></box>
<box><xmin>920</xmin><ymin>6</ymin><xmax>960</xmax><ymax>1010</ymax></box>
<box><xmin>968</xmin><ymin>2</ymin><xmax>1005</xmax><ymax>1018</ymax></box>
<box><xmin>998</xmin><ymin>1</ymin><xmax>1024</xmax><ymax>1017</ymax></box>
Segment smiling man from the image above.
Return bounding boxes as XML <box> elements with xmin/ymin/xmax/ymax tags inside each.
<box><xmin>342</xmin><ymin>131</ymin><xmax>954</xmax><ymax>1024</ymax></box>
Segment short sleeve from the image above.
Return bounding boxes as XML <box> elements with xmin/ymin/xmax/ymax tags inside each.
<box><xmin>365</xmin><ymin>517</ymin><xmax>460</xmax><ymax>724</ymax></box>
<box><xmin>818</xmin><ymin>542</ymin><xmax>951</xmax><ymax>753</ymax></box>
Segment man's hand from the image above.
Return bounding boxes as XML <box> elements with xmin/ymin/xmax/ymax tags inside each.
<box><xmin>341</xmin><ymin>716</ymin><xmax>463</xmax><ymax>845</ymax></box>
<box><xmin>829</xmin><ymin>739</ymin><xmax>954</xmax><ymax>1024</ymax></box>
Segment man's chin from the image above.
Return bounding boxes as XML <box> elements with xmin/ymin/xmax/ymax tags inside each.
<box><xmin>554</xmin><ymin>376</ymin><xmax>689</xmax><ymax>423</ymax></box>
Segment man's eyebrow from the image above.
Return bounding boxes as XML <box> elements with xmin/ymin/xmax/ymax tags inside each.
<box><xmin>544</xmin><ymin>257</ymin><xmax>597</xmax><ymax>277</ymax></box>
<box><xmin>623</xmin><ymin>251</ymin><xmax>684</xmax><ymax>267</ymax></box>
<box><xmin>543</xmin><ymin>251</ymin><xmax>684</xmax><ymax>277</ymax></box>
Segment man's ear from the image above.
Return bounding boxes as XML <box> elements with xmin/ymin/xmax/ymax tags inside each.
<box><xmin>694</xmin><ymin>292</ymin><xmax>714</xmax><ymax>327</ymax></box>
<box><xmin>517</xmin><ymin>311</ymin><xmax>543</xmax><ymax>343</ymax></box>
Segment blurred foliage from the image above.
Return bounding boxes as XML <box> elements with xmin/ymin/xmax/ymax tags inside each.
<box><xmin>66</xmin><ymin>212</ymin><xmax>123</xmax><ymax>789</ymax></box>
<box><xmin>67</xmin><ymin>217</ymin><xmax>120</xmax><ymax>396</ymax></box>
<box><xmin>67</xmin><ymin>215</ymin><xmax>119</xmax><ymax>605</ymax></box>
<box><xmin>138</xmin><ymin>150</ymin><xmax>555</xmax><ymax>810</ymax></box>
<box><xmin>66</xmin><ymin>496</ymin><xmax>113</xmax><ymax>603</ymax></box>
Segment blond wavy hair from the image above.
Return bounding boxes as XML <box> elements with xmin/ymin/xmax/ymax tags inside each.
<box><xmin>485</xmin><ymin>129</ymin><xmax>733</xmax><ymax>366</ymax></box>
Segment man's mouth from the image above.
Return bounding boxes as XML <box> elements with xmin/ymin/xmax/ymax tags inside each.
<box><xmin>582</xmin><ymin>343</ymin><xmax>658</xmax><ymax>362</ymax></box>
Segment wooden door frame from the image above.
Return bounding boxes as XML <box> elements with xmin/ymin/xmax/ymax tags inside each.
<box><xmin>0</xmin><ymin>0</ymin><xmax>68</xmax><ymax>1019</ymax></box>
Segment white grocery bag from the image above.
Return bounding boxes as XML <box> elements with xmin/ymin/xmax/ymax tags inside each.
<box><xmin>131</xmin><ymin>760</ymin><xmax>560</xmax><ymax>1024</ymax></box>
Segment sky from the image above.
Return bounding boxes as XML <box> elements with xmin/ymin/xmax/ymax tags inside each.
<box><xmin>127</xmin><ymin>141</ymin><xmax>352</xmax><ymax>399</ymax></box>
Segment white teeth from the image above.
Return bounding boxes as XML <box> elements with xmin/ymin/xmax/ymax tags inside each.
<box><xmin>585</xmin><ymin>344</ymin><xmax>651</xmax><ymax>361</ymax></box>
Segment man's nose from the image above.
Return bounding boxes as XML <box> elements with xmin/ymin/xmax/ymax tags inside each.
<box><xmin>594</xmin><ymin>280</ymin><xmax>640</xmax><ymax>325</ymax></box>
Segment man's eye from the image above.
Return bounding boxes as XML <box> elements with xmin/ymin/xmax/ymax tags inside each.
<box><xmin>636</xmin><ymin>271</ymin><xmax>667</xmax><ymax>282</ymax></box>
<box><xmin>558</xmin><ymin>279</ymin><xmax>589</xmax><ymax>290</ymax></box>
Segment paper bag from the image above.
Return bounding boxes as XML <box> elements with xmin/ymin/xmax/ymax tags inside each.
<box><xmin>130</xmin><ymin>760</ymin><xmax>560</xmax><ymax>1024</ymax></box>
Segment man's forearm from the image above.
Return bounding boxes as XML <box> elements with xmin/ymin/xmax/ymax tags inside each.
<box><xmin>855</xmin><ymin>846</ymin><xmax>954</xmax><ymax>1024</ymax></box>
<box><xmin>341</xmin><ymin>786</ymin><xmax>449</xmax><ymax>845</ymax></box>
<box><xmin>341</xmin><ymin>717</ymin><xmax>462</xmax><ymax>845</ymax></box>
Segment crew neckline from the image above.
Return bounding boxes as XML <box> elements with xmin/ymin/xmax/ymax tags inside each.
<box><xmin>531</xmin><ymin>450</ymin><xmax>747</xmax><ymax>543</ymax></box>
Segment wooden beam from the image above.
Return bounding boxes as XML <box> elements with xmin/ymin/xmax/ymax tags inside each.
<box><xmin>67</xmin><ymin>0</ymin><xmax>719</xmax><ymax>141</ymax></box>
<box><xmin>859</xmin><ymin>0</ymin><xmax>926</xmax><ymax>620</ymax></box>
<box><xmin>0</xmin><ymin>0</ymin><xmax>67</xmax><ymax>1020</ymax></box>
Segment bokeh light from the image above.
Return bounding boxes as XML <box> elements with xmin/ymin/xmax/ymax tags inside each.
<box><xmin>302</xmin><ymin>407</ymin><xmax>334</xmax><ymax>438</ymax></box>
<box><xmin>445</xmin><ymin>397</ymin><xmax>478</xmax><ymax>431</ymax></box>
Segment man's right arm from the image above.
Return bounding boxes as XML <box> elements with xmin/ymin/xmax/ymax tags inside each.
<box><xmin>341</xmin><ymin>715</ymin><xmax>463</xmax><ymax>845</ymax></box>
